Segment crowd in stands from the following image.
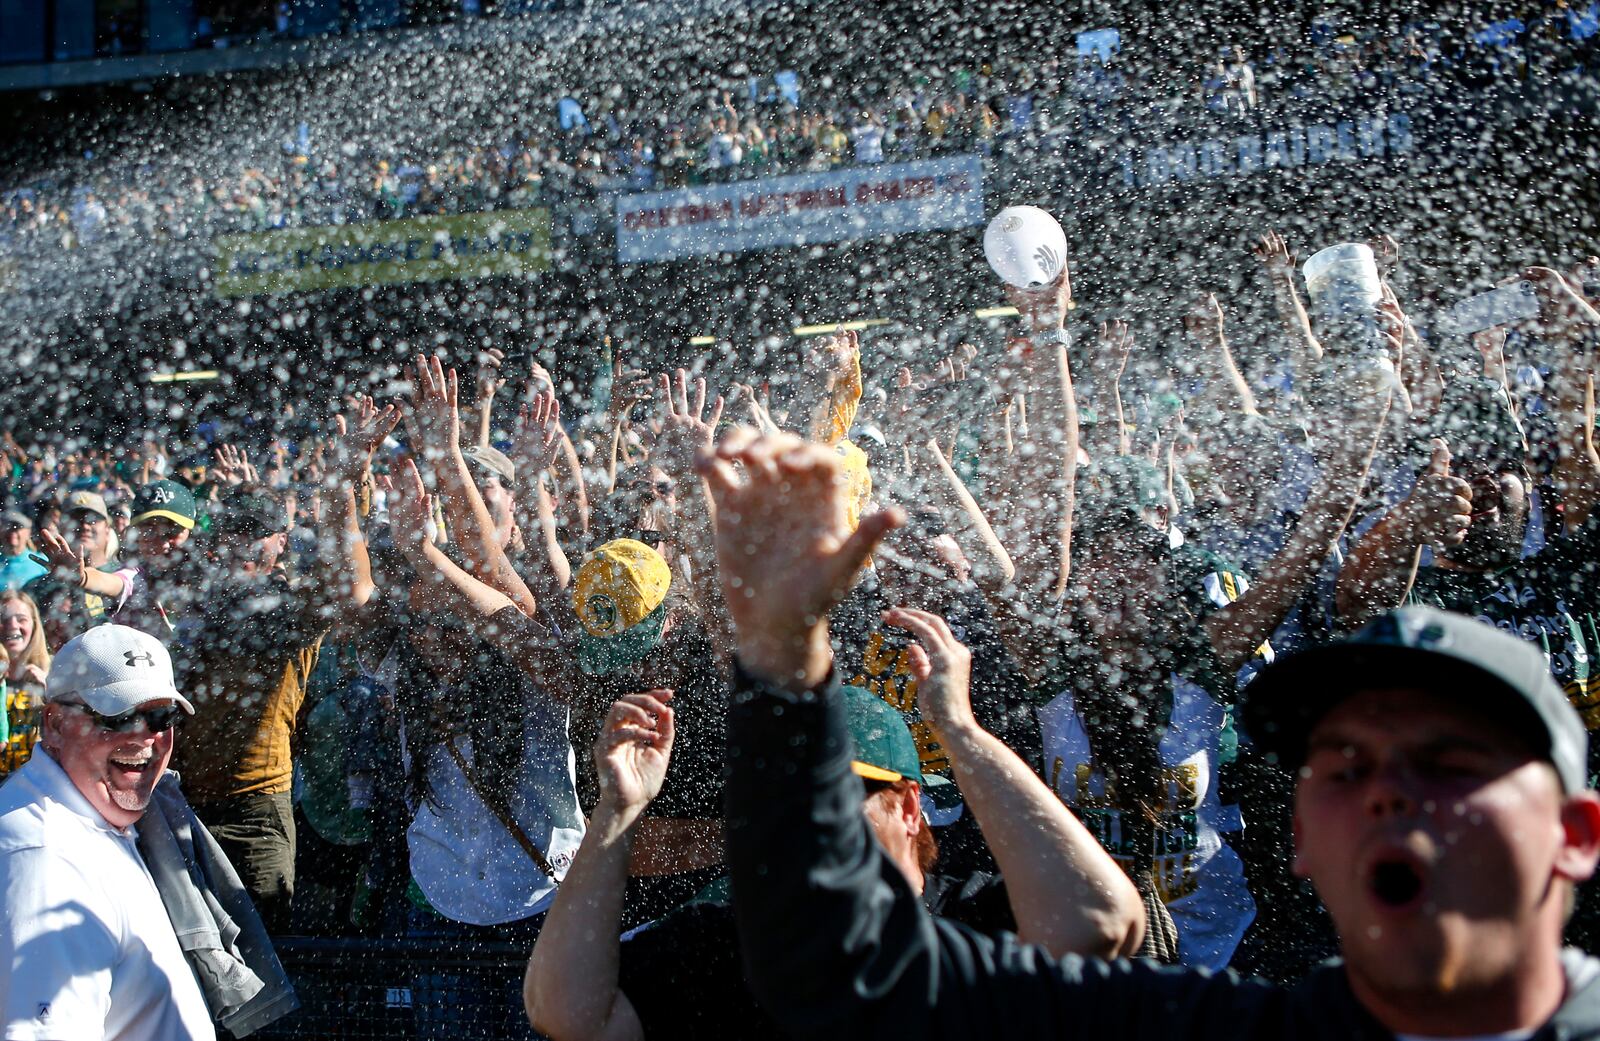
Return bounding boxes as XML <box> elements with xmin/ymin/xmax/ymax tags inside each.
<box><xmin>5</xmin><ymin>3</ymin><xmax>1600</xmax><ymax>266</ymax></box>
<box><xmin>0</xmin><ymin>207</ymin><xmax>1597</xmax><ymax>1038</ymax></box>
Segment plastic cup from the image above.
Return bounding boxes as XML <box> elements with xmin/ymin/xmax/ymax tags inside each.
<box><xmin>1302</xmin><ymin>242</ymin><xmax>1385</xmax><ymax>361</ymax></box>
<box><xmin>1302</xmin><ymin>242</ymin><xmax>1382</xmax><ymax>318</ymax></box>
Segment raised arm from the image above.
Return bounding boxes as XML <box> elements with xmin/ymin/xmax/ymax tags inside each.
<box><xmin>1253</xmin><ymin>230</ymin><xmax>1323</xmax><ymax>370</ymax></box>
<box><xmin>506</xmin><ymin>389</ymin><xmax>574</xmax><ymax>599</ymax></box>
<box><xmin>1335</xmin><ymin>439</ymin><xmax>1470</xmax><ymax>629</ymax></box>
<box><xmin>1183</xmin><ymin>294</ymin><xmax>1259</xmax><ymax>419</ymax></box>
<box><xmin>524</xmin><ymin>692</ymin><xmax>674</xmax><ymax>1041</ymax></box>
<box><xmin>1524</xmin><ymin>266</ymin><xmax>1600</xmax><ymax>533</ymax></box>
<box><xmin>999</xmin><ymin>271</ymin><xmax>1078</xmax><ymax>598</ymax></box>
<box><xmin>1203</xmin><ymin>349</ymin><xmax>1391</xmax><ymax>670</ymax></box>
<box><xmin>405</xmin><ymin>353</ymin><xmax>538</xmax><ymax>616</ymax></box>
<box><xmin>317</xmin><ymin>395</ymin><xmax>399</xmax><ymax>613</ymax></box>
<box><xmin>652</xmin><ymin>369</ymin><xmax>733</xmax><ymax>663</ymax></box>
<box><xmin>887</xmin><ymin>606</ymin><xmax>1145</xmax><ymax>959</ymax></box>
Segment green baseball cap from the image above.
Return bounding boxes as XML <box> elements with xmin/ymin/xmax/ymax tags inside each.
<box><xmin>841</xmin><ymin>684</ymin><xmax>924</xmax><ymax>785</ymax></box>
<box><xmin>1242</xmin><ymin>606</ymin><xmax>1588</xmax><ymax>792</ymax></box>
<box><xmin>131</xmin><ymin>480</ymin><xmax>197</xmax><ymax>531</ymax></box>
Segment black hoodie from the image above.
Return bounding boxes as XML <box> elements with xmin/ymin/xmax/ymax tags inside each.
<box><xmin>725</xmin><ymin>666</ymin><xmax>1600</xmax><ymax>1041</ymax></box>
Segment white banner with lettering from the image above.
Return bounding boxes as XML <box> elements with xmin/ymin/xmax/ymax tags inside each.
<box><xmin>615</xmin><ymin>155</ymin><xmax>985</xmax><ymax>262</ymax></box>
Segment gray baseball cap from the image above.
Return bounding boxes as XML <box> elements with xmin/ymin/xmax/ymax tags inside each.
<box><xmin>1241</xmin><ymin>606</ymin><xmax>1587</xmax><ymax>793</ymax></box>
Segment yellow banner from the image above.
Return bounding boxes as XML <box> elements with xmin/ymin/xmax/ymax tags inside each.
<box><xmin>212</xmin><ymin>209</ymin><xmax>551</xmax><ymax>297</ymax></box>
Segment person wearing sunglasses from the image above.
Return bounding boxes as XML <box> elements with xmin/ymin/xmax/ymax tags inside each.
<box><xmin>0</xmin><ymin>624</ymin><xmax>215</xmax><ymax>1040</ymax></box>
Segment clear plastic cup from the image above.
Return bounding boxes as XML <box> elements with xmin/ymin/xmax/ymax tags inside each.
<box><xmin>1302</xmin><ymin>242</ymin><xmax>1385</xmax><ymax>362</ymax></box>
<box><xmin>1302</xmin><ymin>242</ymin><xmax>1382</xmax><ymax>317</ymax></box>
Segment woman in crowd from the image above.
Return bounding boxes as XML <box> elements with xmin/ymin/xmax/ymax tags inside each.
<box><xmin>0</xmin><ymin>591</ymin><xmax>50</xmax><ymax>775</ymax></box>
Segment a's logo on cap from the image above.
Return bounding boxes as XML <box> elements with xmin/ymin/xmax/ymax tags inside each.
<box><xmin>1033</xmin><ymin>244</ymin><xmax>1060</xmax><ymax>278</ymax></box>
<box><xmin>150</xmin><ymin>486</ymin><xmax>174</xmax><ymax>505</ymax></box>
<box><xmin>124</xmin><ymin>651</ymin><xmax>155</xmax><ymax>667</ymax></box>
<box><xmin>1001</xmin><ymin>214</ymin><xmax>1023</xmax><ymax>233</ymax></box>
<box><xmin>586</xmin><ymin>595</ymin><xmax>619</xmax><ymax>635</ymax></box>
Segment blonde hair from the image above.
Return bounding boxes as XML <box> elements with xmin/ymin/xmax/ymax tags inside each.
<box><xmin>0</xmin><ymin>592</ymin><xmax>50</xmax><ymax>679</ymax></box>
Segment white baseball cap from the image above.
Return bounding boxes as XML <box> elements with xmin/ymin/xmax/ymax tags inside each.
<box><xmin>983</xmin><ymin>205</ymin><xmax>1068</xmax><ymax>289</ymax></box>
<box><xmin>45</xmin><ymin>625</ymin><xmax>195</xmax><ymax>717</ymax></box>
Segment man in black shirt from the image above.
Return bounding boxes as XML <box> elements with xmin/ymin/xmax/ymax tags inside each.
<box><xmin>707</xmin><ymin>429</ymin><xmax>1600</xmax><ymax>1041</ymax></box>
<box><xmin>522</xmin><ymin>597</ymin><xmax>1147</xmax><ymax>1041</ymax></box>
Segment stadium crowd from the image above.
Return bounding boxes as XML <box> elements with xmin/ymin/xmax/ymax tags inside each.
<box><xmin>5</xmin><ymin>2</ymin><xmax>1600</xmax><ymax>262</ymax></box>
<box><xmin>0</xmin><ymin>209</ymin><xmax>1598</xmax><ymax>1039</ymax></box>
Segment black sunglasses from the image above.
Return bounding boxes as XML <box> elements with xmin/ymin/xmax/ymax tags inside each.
<box><xmin>60</xmin><ymin>702</ymin><xmax>187</xmax><ymax>734</ymax></box>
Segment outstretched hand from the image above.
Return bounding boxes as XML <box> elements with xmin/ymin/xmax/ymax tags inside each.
<box><xmin>884</xmin><ymin>607</ymin><xmax>975</xmax><ymax>736</ymax></box>
<box><xmin>378</xmin><ymin>456</ymin><xmax>435</xmax><ymax>551</ymax></box>
<box><xmin>329</xmin><ymin>394</ymin><xmax>401</xmax><ymax>481</ymax></box>
<box><xmin>35</xmin><ymin>526</ymin><xmax>85</xmax><ymax>580</ymax></box>
<box><xmin>698</xmin><ymin>428</ymin><xmax>904</xmax><ymax>686</ymax></box>
<box><xmin>594</xmin><ymin>690</ymin><xmax>675</xmax><ymax>822</ymax></box>
<box><xmin>655</xmin><ymin>369</ymin><xmax>723</xmax><ymax>476</ymax></box>
<box><xmin>1253</xmin><ymin>229</ymin><xmax>1298</xmax><ymax>280</ymax></box>
<box><xmin>509</xmin><ymin>389</ymin><xmax>564</xmax><ymax>484</ymax></box>
<box><xmin>404</xmin><ymin>354</ymin><xmax>461</xmax><ymax>467</ymax></box>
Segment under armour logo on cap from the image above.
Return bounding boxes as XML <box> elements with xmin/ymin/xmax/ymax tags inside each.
<box><xmin>124</xmin><ymin>651</ymin><xmax>156</xmax><ymax>667</ymax></box>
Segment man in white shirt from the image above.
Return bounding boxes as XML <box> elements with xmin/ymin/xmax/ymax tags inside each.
<box><xmin>0</xmin><ymin>624</ymin><xmax>215</xmax><ymax>1041</ymax></box>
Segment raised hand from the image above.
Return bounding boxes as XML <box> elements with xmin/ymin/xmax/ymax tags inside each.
<box><xmin>329</xmin><ymin>394</ymin><xmax>401</xmax><ymax>481</ymax></box>
<box><xmin>475</xmin><ymin>347</ymin><xmax>507</xmax><ymax>404</ymax></box>
<box><xmin>1253</xmin><ymin>229</ymin><xmax>1298</xmax><ymax>281</ymax></box>
<box><xmin>1403</xmin><ymin>439</ymin><xmax>1472</xmax><ymax>550</ymax></box>
<box><xmin>1520</xmin><ymin>266</ymin><xmax>1600</xmax><ymax>344</ymax></box>
<box><xmin>608</xmin><ymin>357</ymin><xmax>655</xmax><ymax>423</ymax></box>
<box><xmin>509</xmin><ymin>389</ymin><xmax>564</xmax><ymax>483</ymax></box>
<box><xmin>594</xmin><ymin>691</ymin><xmax>675</xmax><ymax>821</ymax></box>
<box><xmin>654</xmin><ymin>368</ymin><xmax>723</xmax><ymax>476</ymax></box>
<box><xmin>1183</xmin><ymin>293</ymin><xmax>1225</xmax><ymax>342</ymax></box>
<box><xmin>212</xmin><ymin>443</ymin><xmax>254</xmax><ymax>489</ymax></box>
<box><xmin>404</xmin><ymin>354</ymin><xmax>461</xmax><ymax>467</ymax></box>
<box><xmin>1004</xmin><ymin>269</ymin><xmax>1072</xmax><ymax>333</ymax></box>
<box><xmin>698</xmin><ymin>428</ymin><xmax>903</xmax><ymax>685</ymax></box>
<box><xmin>884</xmin><ymin>606</ymin><xmax>975</xmax><ymax>736</ymax></box>
<box><xmin>380</xmin><ymin>456</ymin><xmax>434</xmax><ymax>550</ymax></box>
<box><xmin>35</xmin><ymin>526</ymin><xmax>85</xmax><ymax>581</ymax></box>
<box><xmin>1370</xmin><ymin>232</ymin><xmax>1400</xmax><ymax>279</ymax></box>
<box><xmin>1097</xmin><ymin>319</ymin><xmax>1133</xmax><ymax>381</ymax></box>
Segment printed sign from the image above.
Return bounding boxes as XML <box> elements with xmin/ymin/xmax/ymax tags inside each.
<box><xmin>615</xmin><ymin>155</ymin><xmax>985</xmax><ymax>262</ymax></box>
<box><xmin>1114</xmin><ymin>111</ymin><xmax>1415</xmax><ymax>189</ymax></box>
<box><xmin>212</xmin><ymin>208</ymin><xmax>551</xmax><ymax>297</ymax></box>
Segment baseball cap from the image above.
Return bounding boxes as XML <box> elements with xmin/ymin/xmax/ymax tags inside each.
<box><xmin>841</xmin><ymin>684</ymin><xmax>924</xmax><ymax>785</ymax></box>
<box><xmin>983</xmin><ymin>205</ymin><xmax>1068</xmax><ymax>289</ymax></box>
<box><xmin>131</xmin><ymin>480</ymin><xmax>197</xmax><ymax>530</ymax></box>
<box><xmin>1075</xmin><ymin>455</ymin><xmax>1170</xmax><ymax>543</ymax></box>
<box><xmin>1241</xmin><ymin>606</ymin><xmax>1587</xmax><ymax>792</ymax></box>
<box><xmin>574</xmin><ymin>539</ymin><xmax>672</xmax><ymax>676</ymax></box>
<box><xmin>211</xmin><ymin>493</ymin><xmax>288</xmax><ymax>540</ymax></box>
<box><xmin>63</xmin><ymin>490</ymin><xmax>110</xmax><ymax>521</ymax></box>
<box><xmin>1</xmin><ymin>510</ymin><xmax>31</xmax><ymax>529</ymax></box>
<box><xmin>463</xmin><ymin>444</ymin><xmax>516</xmax><ymax>487</ymax></box>
<box><xmin>44</xmin><ymin>624</ymin><xmax>195</xmax><ymax>716</ymax></box>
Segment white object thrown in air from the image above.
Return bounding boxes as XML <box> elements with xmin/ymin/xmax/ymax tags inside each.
<box><xmin>983</xmin><ymin>206</ymin><xmax>1067</xmax><ymax>289</ymax></box>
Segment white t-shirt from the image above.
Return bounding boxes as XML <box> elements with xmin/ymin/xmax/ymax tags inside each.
<box><xmin>0</xmin><ymin>751</ymin><xmax>215</xmax><ymax>1041</ymax></box>
<box><xmin>400</xmin><ymin>669</ymin><xmax>584</xmax><ymax>926</ymax></box>
<box><xmin>1037</xmin><ymin>675</ymin><xmax>1256</xmax><ymax>971</ymax></box>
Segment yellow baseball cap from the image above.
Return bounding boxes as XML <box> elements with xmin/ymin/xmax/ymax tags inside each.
<box><xmin>573</xmin><ymin>539</ymin><xmax>672</xmax><ymax>676</ymax></box>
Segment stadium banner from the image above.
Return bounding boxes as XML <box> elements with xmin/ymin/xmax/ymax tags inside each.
<box><xmin>1113</xmin><ymin>110</ymin><xmax>1416</xmax><ymax>189</ymax></box>
<box><xmin>211</xmin><ymin>208</ymin><xmax>551</xmax><ymax>297</ymax></box>
<box><xmin>615</xmin><ymin>155</ymin><xmax>984</xmax><ymax>263</ymax></box>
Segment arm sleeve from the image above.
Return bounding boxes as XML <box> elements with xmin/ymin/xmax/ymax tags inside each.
<box><xmin>725</xmin><ymin>666</ymin><xmax>1257</xmax><ymax>1040</ymax></box>
<box><xmin>0</xmin><ymin>849</ymin><xmax>117</xmax><ymax>1041</ymax></box>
